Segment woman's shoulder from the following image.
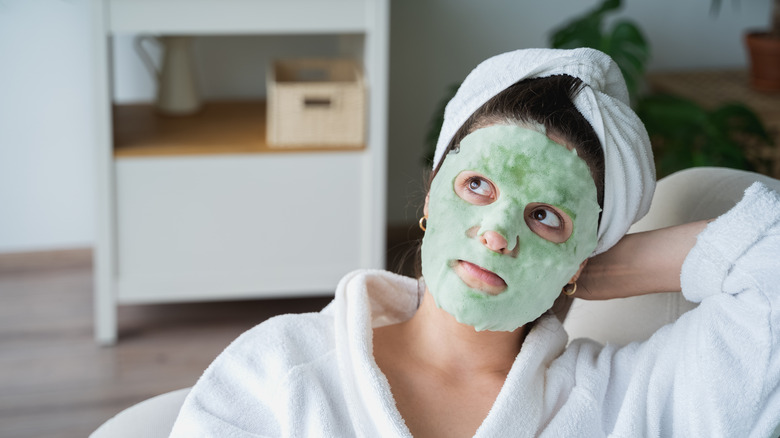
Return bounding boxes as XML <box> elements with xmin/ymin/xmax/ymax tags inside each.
<box><xmin>174</xmin><ymin>311</ymin><xmax>341</xmax><ymax>436</ymax></box>
<box><xmin>215</xmin><ymin>311</ymin><xmax>337</xmax><ymax>378</ymax></box>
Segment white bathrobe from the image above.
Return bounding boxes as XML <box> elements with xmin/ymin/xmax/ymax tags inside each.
<box><xmin>170</xmin><ymin>183</ymin><xmax>780</xmax><ymax>437</ymax></box>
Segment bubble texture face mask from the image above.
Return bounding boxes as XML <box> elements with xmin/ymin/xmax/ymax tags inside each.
<box><xmin>421</xmin><ymin>125</ymin><xmax>600</xmax><ymax>331</ymax></box>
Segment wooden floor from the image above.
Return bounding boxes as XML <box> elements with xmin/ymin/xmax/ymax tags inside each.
<box><xmin>0</xmin><ymin>227</ymin><xmax>421</xmax><ymax>438</ymax></box>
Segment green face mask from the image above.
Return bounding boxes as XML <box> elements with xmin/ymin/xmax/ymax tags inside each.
<box><xmin>421</xmin><ymin>124</ymin><xmax>600</xmax><ymax>331</ymax></box>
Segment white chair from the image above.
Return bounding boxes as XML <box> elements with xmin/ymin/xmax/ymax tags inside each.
<box><xmin>563</xmin><ymin>166</ymin><xmax>780</xmax><ymax>345</ymax></box>
<box><xmin>90</xmin><ymin>388</ymin><xmax>190</xmax><ymax>438</ymax></box>
<box><xmin>91</xmin><ymin>167</ymin><xmax>780</xmax><ymax>437</ymax></box>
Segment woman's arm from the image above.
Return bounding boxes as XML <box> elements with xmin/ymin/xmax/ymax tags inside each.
<box><xmin>577</xmin><ymin>219</ymin><xmax>711</xmax><ymax>300</ymax></box>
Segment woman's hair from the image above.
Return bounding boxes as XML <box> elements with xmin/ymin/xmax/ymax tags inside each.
<box><xmin>432</xmin><ymin>74</ymin><xmax>605</xmax><ymax>211</ymax></box>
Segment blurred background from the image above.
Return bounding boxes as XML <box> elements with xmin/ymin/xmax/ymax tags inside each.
<box><xmin>0</xmin><ymin>0</ymin><xmax>772</xmax><ymax>254</ymax></box>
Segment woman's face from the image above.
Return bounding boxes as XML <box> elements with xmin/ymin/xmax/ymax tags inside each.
<box><xmin>421</xmin><ymin>124</ymin><xmax>600</xmax><ymax>331</ymax></box>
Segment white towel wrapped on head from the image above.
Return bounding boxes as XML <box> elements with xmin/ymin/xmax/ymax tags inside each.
<box><xmin>433</xmin><ymin>48</ymin><xmax>656</xmax><ymax>255</ymax></box>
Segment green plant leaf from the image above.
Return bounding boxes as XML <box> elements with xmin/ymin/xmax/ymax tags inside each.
<box><xmin>551</xmin><ymin>15</ymin><xmax>604</xmax><ymax>49</ymax></box>
<box><xmin>550</xmin><ymin>0</ymin><xmax>622</xmax><ymax>50</ymax></box>
<box><xmin>636</xmin><ymin>94</ymin><xmax>708</xmax><ymax>131</ymax></box>
<box><xmin>605</xmin><ymin>21</ymin><xmax>649</xmax><ymax>97</ymax></box>
<box><xmin>636</xmin><ymin>94</ymin><xmax>768</xmax><ymax>176</ymax></box>
<box><xmin>423</xmin><ymin>83</ymin><xmax>459</xmax><ymax>166</ymax></box>
<box><xmin>608</xmin><ymin>21</ymin><xmax>650</xmax><ymax>70</ymax></box>
<box><xmin>711</xmin><ymin>103</ymin><xmax>774</xmax><ymax>144</ymax></box>
<box><xmin>550</xmin><ymin>0</ymin><xmax>649</xmax><ymax>100</ymax></box>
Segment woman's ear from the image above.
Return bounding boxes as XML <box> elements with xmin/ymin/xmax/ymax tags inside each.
<box><xmin>569</xmin><ymin>259</ymin><xmax>588</xmax><ymax>284</ymax></box>
<box><xmin>423</xmin><ymin>194</ymin><xmax>430</xmax><ymax>217</ymax></box>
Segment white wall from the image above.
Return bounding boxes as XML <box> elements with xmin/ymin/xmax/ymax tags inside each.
<box><xmin>0</xmin><ymin>0</ymin><xmax>770</xmax><ymax>253</ymax></box>
<box><xmin>0</xmin><ymin>0</ymin><xmax>95</xmax><ymax>253</ymax></box>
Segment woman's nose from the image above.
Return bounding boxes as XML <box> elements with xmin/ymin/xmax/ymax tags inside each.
<box><xmin>480</xmin><ymin>230</ymin><xmax>510</xmax><ymax>254</ymax></box>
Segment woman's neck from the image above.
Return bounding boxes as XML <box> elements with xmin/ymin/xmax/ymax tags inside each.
<box><xmin>395</xmin><ymin>290</ymin><xmax>527</xmax><ymax>377</ymax></box>
<box><xmin>372</xmin><ymin>288</ymin><xmax>529</xmax><ymax>437</ymax></box>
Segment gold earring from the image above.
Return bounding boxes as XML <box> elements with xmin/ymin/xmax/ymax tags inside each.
<box><xmin>562</xmin><ymin>282</ymin><xmax>577</xmax><ymax>296</ymax></box>
<box><xmin>419</xmin><ymin>215</ymin><xmax>428</xmax><ymax>231</ymax></box>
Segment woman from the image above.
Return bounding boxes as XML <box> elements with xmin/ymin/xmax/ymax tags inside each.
<box><xmin>170</xmin><ymin>48</ymin><xmax>780</xmax><ymax>437</ymax></box>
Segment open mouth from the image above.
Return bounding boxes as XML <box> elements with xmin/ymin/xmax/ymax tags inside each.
<box><xmin>454</xmin><ymin>260</ymin><xmax>507</xmax><ymax>295</ymax></box>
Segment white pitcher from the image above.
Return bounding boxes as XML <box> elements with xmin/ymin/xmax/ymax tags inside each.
<box><xmin>134</xmin><ymin>35</ymin><xmax>202</xmax><ymax>116</ymax></box>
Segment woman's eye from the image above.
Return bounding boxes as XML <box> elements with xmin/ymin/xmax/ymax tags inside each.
<box><xmin>531</xmin><ymin>207</ymin><xmax>562</xmax><ymax>229</ymax></box>
<box><xmin>524</xmin><ymin>203</ymin><xmax>571</xmax><ymax>243</ymax></box>
<box><xmin>454</xmin><ymin>172</ymin><xmax>498</xmax><ymax>205</ymax></box>
<box><xmin>467</xmin><ymin>177</ymin><xmax>493</xmax><ymax>197</ymax></box>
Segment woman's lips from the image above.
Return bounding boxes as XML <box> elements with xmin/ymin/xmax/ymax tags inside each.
<box><xmin>454</xmin><ymin>260</ymin><xmax>507</xmax><ymax>295</ymax></box>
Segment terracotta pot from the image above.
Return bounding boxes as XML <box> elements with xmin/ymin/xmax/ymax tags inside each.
<box><xmin>745</xmin><ymin>32</ymin><xmax>780</xmax><ymax>92</ymax></box>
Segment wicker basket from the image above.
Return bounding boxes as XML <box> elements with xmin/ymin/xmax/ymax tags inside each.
<box><xmin>267</xmin><ymin>58</ymin><xmax>365</xmax><ymax>147</ymax></box>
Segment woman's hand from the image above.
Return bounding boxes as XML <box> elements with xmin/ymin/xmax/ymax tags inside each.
<box><xmin>576</xmin><ymin>220</ymin><xmax>711</xmax><ymax>300</ymax></box>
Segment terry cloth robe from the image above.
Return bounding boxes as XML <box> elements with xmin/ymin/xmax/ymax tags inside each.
<box><xmin>170</xmin><ymin>182</ymin><xmax>780</xmax><ymax>438</ymax></box>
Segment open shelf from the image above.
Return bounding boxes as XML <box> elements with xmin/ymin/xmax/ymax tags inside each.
<box><xmin>113</xmin><ymin>101</ymin><xmax>365</xmax><ymax>158</ymax></box>
<box><xmin>94</xmin><ymin>0</ymin><xmax>388</xmax><ymax>344</ymax></box>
